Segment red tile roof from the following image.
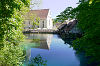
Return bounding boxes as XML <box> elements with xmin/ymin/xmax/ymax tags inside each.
<box><xmin>28</xmin><ymin>9</ymin><xmax>49</xmax><ymax>19</ymax></box>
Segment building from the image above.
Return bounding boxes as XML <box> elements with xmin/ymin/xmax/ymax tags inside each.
<box><xmin>24</xmin><ymin>9</ymin><xmax>53</xmax><ymax>30</ymax></box>
<box><xmin>66</xmin><ymin>20</ymin><xmax>81</xmax><ymax>34</ymax></box>
<box><xmin>58</xmin><ymin>19</ymin><xmax>81</xmax><ymax>34</ymax></box>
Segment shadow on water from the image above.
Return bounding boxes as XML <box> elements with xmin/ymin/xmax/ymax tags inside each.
<box><xmin>58</xmin><ymin>34</ymin><xmax>96</xmax><ymax>66</ymax></box>
<box><xmin>57</xmin><ymin>33</ymin><xmax>75</xmax><ymax>45</ymax></box>
<box><xmin>22</xmin><ymin>33</ymin><xmax>96</xmax><ymax>66</ymax></box>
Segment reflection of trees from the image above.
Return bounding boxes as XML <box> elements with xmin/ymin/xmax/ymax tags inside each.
<box><xmin>24</xmin><ymin>49</ymin><xmax>47</xmax><ymax>66</ymax></box>
<box><xmin>24</xmin><ymin>34</ymin><xmax>53</xmax><ymax>50</ymax></box>
<box><xmin>75</xmin><ymin>52</ymin><xmax>89</xmax><ymax>66</ymax></box>
<box><xmin>28</xmin><ymin>54</ymin><xmax>47</xmax><ymax>66</ymax></box>
<box><xmin>31</xmin><ymin>39</ymin><xmax>41</xmax><ymax>43</ymax></box>
<box><xmin>75</xmin><ymin>52</ymin><xmax>97</xmax><ymax>66</ymax></box>
<box><xmin>58</xmin><ymin>34</ymin><xmax>74</xmax><ymax>45</ymax></box>
<box><xmin>58</xmin><ymin>34</ymin><xmax>96</xmax><ymax>66</ymax></box>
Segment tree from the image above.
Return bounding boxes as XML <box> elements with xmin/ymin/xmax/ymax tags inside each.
<box><xmin>24</xmin><ymin>13</ymin><xmax>40</xmax><ymax>29</ymax></box>
<box><xmin>30</xmin><ymin>0</ymin><xmax>42</xmax><ymax>9</ymax></box>
<box><xmin>0</xmin><ymin>0</ymin><xmax>41</xmax><ymax>65</ymax></box>
<box><xmin>56</xmin><ymin>0</ymin><xmax>100</xmax><ymax>65</ymax></box>
<box><xmin>72</xmin><ymin>1</ymin><xmax>100</xmax><ymax>65</ymax></box>
<box><xmin>0</xmin><ymin>0</ymin><xmax>30</xmax><ymax>45</ymax></box>
<box><xmin>56</xmin><ymin>7</ymin><xmax>75</xmax><ymax>22</ymax></box>
<box><xmin>0</xmin><ymin>0</ymin><xmax>30</xmax><ymax>65</ymax></box>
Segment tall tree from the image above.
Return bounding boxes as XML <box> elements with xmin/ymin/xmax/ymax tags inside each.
<box><xmin>0</xmin><ymin>0</ymin><xmax>38</xmax><ymax>65</ymax></box>
<box><xmin>56</xmin><ymin>0</ymin><xmax>100</xmax><ymax>65</ymax></box>
<box><xmin>0</xmin><ymin>0</ymin><xmax>30</xmax><ymax>45</ymax></box>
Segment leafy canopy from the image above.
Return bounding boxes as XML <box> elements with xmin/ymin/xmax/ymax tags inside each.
<box><xmin>0</xmin><ymin>0</ymin><xmax>30</xmax><ymax>65</ymax></box>
<box><xmin>56</xmin><ymin>0</ymin><xmax>100</xmax><ymax>65</ymax></box>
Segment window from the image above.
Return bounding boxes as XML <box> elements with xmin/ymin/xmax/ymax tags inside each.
<box><xmin>37</xmin><ymin>21</ymin><xmax>39</xmax><ymax>28</ymax></box>
<box><xmin>38</xmin><ymin>25</ymin><xmax>39</xmax><ymax>28</ymax></box>
<box><xmin>29</xmin><ymin>21</ymin><xmax>30</xmax><ymax>25</ymax></box>
<box><xmin>23</xmin><ymin>21</ymin><xmax>25</xmax><ymax>24</ymax></box>
<box><xmin>49</xmin><ymin>20</ymin><xmax>50</xmax><ymax>26</ymax></box>
<box><xmin>43</xmin><ymin>21</ymin><xmax>44</xmax><ymax>28</ymax></box>
<box><xmin>29</xmin><ymin>27</ymin><xmax>30</xmax><ymax>29</ymax></box>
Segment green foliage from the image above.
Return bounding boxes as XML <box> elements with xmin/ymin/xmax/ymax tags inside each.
<box><xmin>28</xmin><ymin>54</ymin><xmax>47</xmax><ymax>66</ymax></box>
<box><xmin>30</xmin><ymin>14</ymin><xmax>40</xmax><ymax>29</ymax></box>
<box><xmin>0</xmin><ymin>0</ymin><xmax>30</xmax><ymax>45</ymax></box>
<box><xmin>0</xmin><ymin>0</ymin><xmax>30</xmax><ymax>65</ymax></box>
<box><xmin>52</xmin><ymin>19</ymin><xmax>58</xmax><ymax>24</ymax></box>
<box><xmin>56</xmin><ymin>0</ymin><xmax>100</xmax><ymax>65</ymax></box>
<box><xmin>56</xmin><ymin>7</ymin><xmax>76</xmax><ymax>22</ymax></box>
<box><xmin>73</xmin><ymin>1</ymin><xmax>100</xmax><ymax>65</ymax></box>
<box><xmin>0</xmin><ymin>44</ymin><xmax>24</xmax><ymax>66</ymax></box>
<box><xmin>24</xmin><ymin>12</ymin><xmax>40</xmax><ymax>29</ymax></box>
<box><xmin>0</xmin><ymin>0</ymin><xmax>42</xmax><ymax>65</ymax></box>
<box><xmin>30</xmin><ymin>0</ymin><xmax>42</xmax><ymax>9</ymax></box>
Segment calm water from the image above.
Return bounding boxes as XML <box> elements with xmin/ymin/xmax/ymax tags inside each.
<box><xmin>21</xmin><ymin>34</ymin><xmax>88</xmax><ymax>66</ymax></box>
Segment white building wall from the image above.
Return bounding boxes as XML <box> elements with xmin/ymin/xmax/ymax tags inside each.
<box><xmin>24</xmin><ymin>20</ymin><xmax>33</xmax><ymax>30</ymax></box>
<box><xmin>44</xmin><ymin>20</ymin><xmax>47</xmax><ymax>28</ymax></box>
<box><xmin>36</xmin><ymin>19</ymin><xmax>47</xmax><ymax>29</ymax></box>
<box><xmin>46</xmin><ymin>10</ymin><xmax>53</xmax><ymax>29</ymax></box>
<box><xmin>37</xmin><ymin>10</ymin><xmax>53</xmax><ymax>29</ymax></box>
<box><xmin>24</xmin><ymin>10</ymin><xmax>53</xmax><ymax>30</ymax></box>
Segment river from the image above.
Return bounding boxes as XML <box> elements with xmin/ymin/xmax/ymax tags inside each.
<box><xmin>21</xmin><ymin>34</ymin><xmax>88</xmax><ymax>66</ymax></box>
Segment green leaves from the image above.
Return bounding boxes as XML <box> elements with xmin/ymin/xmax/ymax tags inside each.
<box><xmin>0</xmin><ymin>44</ymin><xmax>24</xmax><ymax>66</ymax></box>
<box><xmin>56</xmin><ymin>0</ymin><xmax>100</xmax><ymax>65</ymax></box>
<box><xmin>29</xmin><ymin>54</ymin><xmax>47</xmax><ymax>66</ymax></box>
<box><xmin>56</xmin><ymin>7</ymin><xmax>75</xmax><ymax>22</ymax></box>
<box><xmin>72</xmin><ymin>0</ymin><xmax>100</xmax><ymax>65</ymax></box>
<box><xmin>0</xmin><ymin>0</ymin><xmax>30</xmax><ymax>65</ymax></box>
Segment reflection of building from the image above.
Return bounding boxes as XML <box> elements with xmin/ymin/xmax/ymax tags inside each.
<box><xmin>24</xmin><ymin>9</ymin><xmax>53</xmax><ymax>30</ymax></box>
<box><xmin>25</xmin><ymin>34</ymin><xmax>53</xmax><ymax>50</ymax></box>
<box><xmin>24</xmin><ymin>34</ymin><xmax>52</xmax><ymax>65</ymax></box>
<box><xmin>23</xmin><ymin>34</ymin><xmax>53</xmax><ymax>65</ymax></box>
<box><xmin>24</xmin><ymin>49</ymin><xmax>31</xmax><ymax>66</ymax></box>
<box><xmin>26</xmin><ymin>49</ymin><xmax>31</xmax><ymax>60</ymax></box>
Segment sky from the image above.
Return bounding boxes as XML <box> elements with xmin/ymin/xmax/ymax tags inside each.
<box><xmin>31</xmin><ymin>0</ymin><xmax>79</xmax><ymax>18</ymax></box>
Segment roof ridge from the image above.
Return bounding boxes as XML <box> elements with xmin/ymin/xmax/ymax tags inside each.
<box><xmin>28</xmin><ymin>9</ymin><xmax>49</xmax><ymax>19</ymax></box>
<box><xmin>30</xmin><ymin>9</ymin><xmax>49</xmax><ymax>11</ymax></box>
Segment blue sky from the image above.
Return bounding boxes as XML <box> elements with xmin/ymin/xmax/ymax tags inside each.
<box><xmin>42</xmin><ymin>0</ymin><xmax>79</xmax><ymax>18</ymax></box>
<box><xmin>31</xmin><ymin>0</ymin><xmax>79</xmax><ymax>18</ymax></box>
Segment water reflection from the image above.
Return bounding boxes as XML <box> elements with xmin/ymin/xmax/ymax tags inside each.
<box><xmin>75</xmin><ymin>53</ymin><xmax>89</xmax><ymax>66</ymax></box>
<box><xmin>58</xmin><ymin>34</ymin><xmax>94</xmax><ymax>66</ymax></box>
<box><xmin>25</xmin><ymin>34</ymin><xmax>53</xmax><ymax>50</ymax></box>
<box><xmin>29</xmin><ymin>54</ymin><xmax>47</xmax><ymax>66</ymax></box>
<box><xmin>22</xmin><ymin>34</ymin><xmax>89</xmax><ymax>66</ymax></box>
<box><xmin>22</xmin><ymin>34</ymin><xmax>53</xmax><ymax>66</ymax></box>
<box><xmin>57</xmin><ymin>34</ymin><xmax>73</xmax><ymax>45</ymax></box>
